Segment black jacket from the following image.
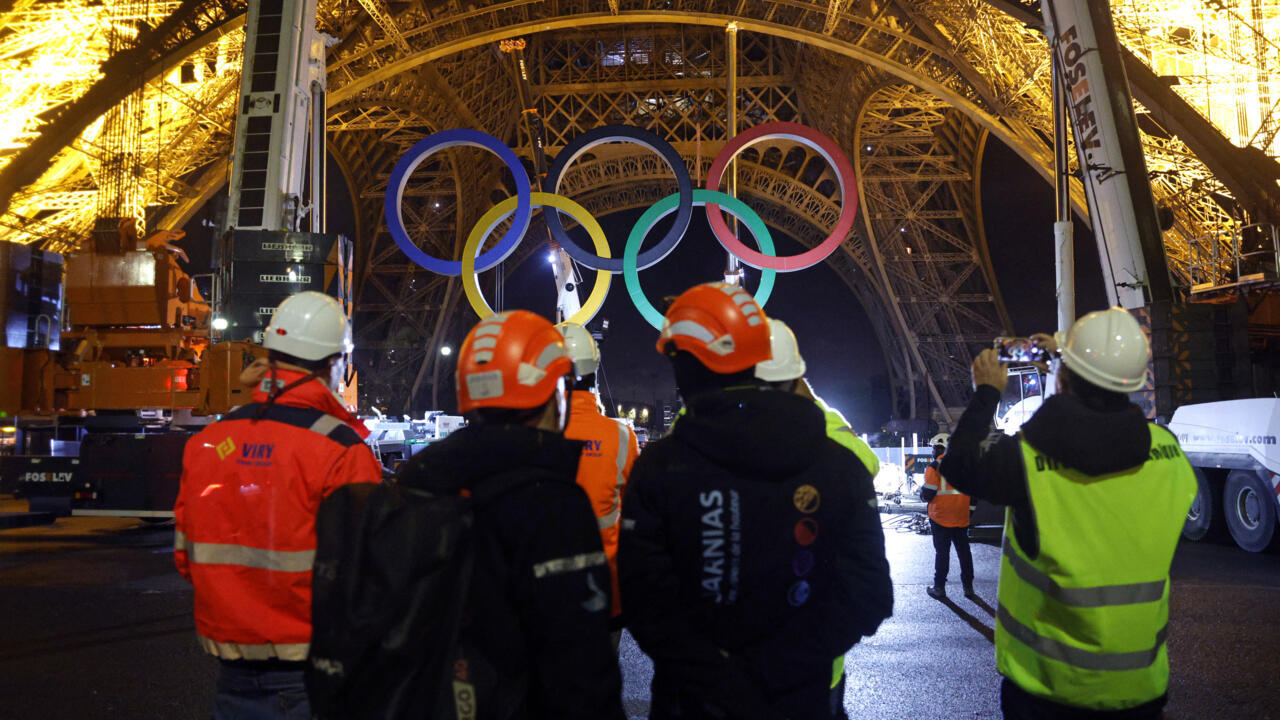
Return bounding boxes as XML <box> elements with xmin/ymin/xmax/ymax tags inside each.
<box><xmin>619</xmin><ymin>388</ymin><xmax>893</xmax><ymax>719</ymax></box>
<box><xmin>396</xmin><ymin>423</ymin><xmax>625</xmax><ymax>720</ymax></box>
<box><xmin>940</xmin><ymin>385</ymin><xmax>1152</xmax><ymax>558</ymax></box>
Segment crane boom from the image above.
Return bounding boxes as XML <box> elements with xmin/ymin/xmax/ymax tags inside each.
<box><xmin>1042</xmin><ymin>0</ymin><xmax>1173</xmax><ymax>308</ymax></box>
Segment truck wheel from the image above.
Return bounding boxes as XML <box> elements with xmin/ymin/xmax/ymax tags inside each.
<box><xmin>1182</xmin><ymin>467</ymin><xmax>1225</xmax><ymax>541</ymax></box>
<box><xmin>1224</xmin><ymin>470</ymin><xmax>1278</xmax><ymax>553</ymax></box>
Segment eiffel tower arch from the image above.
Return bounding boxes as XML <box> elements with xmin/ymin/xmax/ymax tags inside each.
<box><xmin>0</xmin><ymin>0</ymin><xmax>1277</xmax><ymax>421</ymax></box>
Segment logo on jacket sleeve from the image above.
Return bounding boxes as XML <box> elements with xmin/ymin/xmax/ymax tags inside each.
<box><xmin>216</xmin><ymin>437</ymin><xmax>236</xmax><ymax>460</ymax></box>
<box><xmin>794</xmin><ymin>517</ymin><xmax>819</xmax><ymax>546</ymax></box>
<box><xmin>787</xmin><ymin>580</ymin><xmax>811</xmax><ymax>607</ymax></box>
<box><xmin>792</xmin><ymin>484</ymin><xmax>820</xmax><ymax>513</ymax></box>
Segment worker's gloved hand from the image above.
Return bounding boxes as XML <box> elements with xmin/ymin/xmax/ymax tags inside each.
<box><xmin>971</xmin><ymin>349</ymin><xmax>1009</xmax><ymax>394</ymax></box>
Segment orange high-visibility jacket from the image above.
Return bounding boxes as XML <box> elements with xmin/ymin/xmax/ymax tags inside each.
<box><xmin>924</xmin><ymin>458</ymin><xmax>971</xmax><ymax>528</ymax></box>
<box><xmin>174</xmin><ymin>369</ymin><xmax>382</xmax><ymax>661</ymax></box>
<box><xmin>564</xmin><ymin>390</ymin><xmax>639</xmax><ymax>617</ymax></box>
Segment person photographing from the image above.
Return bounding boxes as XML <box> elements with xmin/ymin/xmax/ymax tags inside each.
<box><xmin>940</xmin><ymin>307</ymin><xmax>1196</xmax><ymax>719</ymax></box>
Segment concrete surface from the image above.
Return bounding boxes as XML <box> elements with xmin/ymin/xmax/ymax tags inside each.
<box><xmin>0</xmin><ymin>509</ymin><xmax>1277</xmax><ymax>719</ymax></box>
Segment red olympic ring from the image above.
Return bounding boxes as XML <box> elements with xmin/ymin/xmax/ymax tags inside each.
<box><xmin>705</xmin><ymin>122</ymin><xmax>859</xmax><ymax>272</ymax></box>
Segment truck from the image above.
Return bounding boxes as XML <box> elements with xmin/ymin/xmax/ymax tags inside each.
<box><xmin>361</xmin><ymin>411</ymin><xmax>466</xmax><ymax>471</ymax></box>
<box><xmin>1168</xmin><ymin>399</ymin><xmax>1280</xmax><ymax>552</ymax></box>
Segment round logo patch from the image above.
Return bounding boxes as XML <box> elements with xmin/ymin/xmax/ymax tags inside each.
<box><xmin>788</xmin><ymin>580</ymin><xmax>811</xmax><ymax>607</ymax></box>
<box><xmin>792</xmin><ymin>484</ymin><xmax>820</xmax><ymax>514</ymax></box>
<box><xmin>792</xmin><ymin>549</ymin><xmax>816</xmax><ymax>578</ymax></box>
<box><xmin>794</xmin><ymin>517</ymin><xmax>819</xmax><ymax>546</ymax></box>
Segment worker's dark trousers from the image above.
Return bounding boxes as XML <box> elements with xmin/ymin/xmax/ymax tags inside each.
<box><xmin>930</xmin><ymin>520</ymin><xmax>973</xmax><ymax>588</ymax></box>
<box><xmin>1001</xmin><ymin>678</ymin><xmax>1167</xmax><ymax>719</ymax></box>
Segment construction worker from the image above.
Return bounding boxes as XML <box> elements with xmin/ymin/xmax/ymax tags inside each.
<box><xmin>756</xmin><ymin>318</ymin><xmax>881</xmax><ymax>478</ymax></box>
<box><xmin>174</xmin><ymin>291</ymin><xmax>382</xmax><ymax>720</ymax></box>
<box><xmin>941</xmin><ymin>308</ymin><xmax>1197</xmax><ymax>719</ymax></box>
<box><xmin>619</xmin><ymin>282</ymin><xmax>893</xmax><ymax>720</ymax></box>
<box><xmin>920</xmin><ymin>433</ymin><xmax>975</xmax><ymax>600</ymax></box>
<box><xmin>754</xmin><ymin>316</ymin><xmax>883</xmax><ymax>693</ymax></box>
<box><xmin>557</xmin><ymin>322</ymin><xmax>639</xmax><ymax>631</ymax></box>
<box><xmin>395</xmin><ymin>310</ymin><xmax>624</xmax><ymax>719</ymax></box>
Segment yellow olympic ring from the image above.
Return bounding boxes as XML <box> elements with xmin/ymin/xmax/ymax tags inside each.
<box><xmin>461</xmin><ymin>192</ymin><xmax>612</xmax><ymax>325</ymax></box>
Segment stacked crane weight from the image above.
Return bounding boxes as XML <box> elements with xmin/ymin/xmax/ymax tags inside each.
<box><xmin>216</xmin><ymin>229</ymin><xmax>352</xmax><ymax>344</ymax></box>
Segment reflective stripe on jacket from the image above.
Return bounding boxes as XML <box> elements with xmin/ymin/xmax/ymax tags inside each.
<box><xmin>996</xmin><ymin>425</ymin><xmax>1196</xmax><ymax>710</ymax></box>
<box><xmin>924</xmin><ymin>459</ymin><xmax>970</xmax><ymax>527</ymax></box>
<box><xmin>174</xmin><ymin>369</ymin><xmax>382</xmax><ymax>661</ymax></box>
<box><xmin>564</xmin><ymin>390</ymin><xmax>638</xmax><ymax>618</ymax></box>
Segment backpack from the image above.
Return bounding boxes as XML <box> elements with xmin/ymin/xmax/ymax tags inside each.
<box><xmin>306</xmin><ymin>475</ymin><xmax>527</xmax><ymax>720</ymax></box>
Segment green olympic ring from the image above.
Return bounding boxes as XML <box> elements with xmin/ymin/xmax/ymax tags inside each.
<box><xmin>624</xmin><ymin>189</ymin><xmax>777</xmax><ymax>329</ymax></box>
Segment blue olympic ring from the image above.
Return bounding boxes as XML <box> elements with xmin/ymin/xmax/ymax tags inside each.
<box><xmin>384</xmin><ymin>128</ymin><xmax>532</xmax><ymax>276</ymax></box>
<box><xmin>543</xmin><ymin>124</ymin><xmax>694</xmax><ymax>273</ymax></box>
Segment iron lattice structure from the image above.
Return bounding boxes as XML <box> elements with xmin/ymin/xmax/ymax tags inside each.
<box><xmin>1</xmin><ymin>0</ymin><xmax>1278</xmax><ymax>422</ymax></box>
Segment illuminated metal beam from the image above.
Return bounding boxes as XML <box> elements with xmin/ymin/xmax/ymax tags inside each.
<box><xmin>0</xmin><ymin>0</ymin><xmax>248</xmax><ymax>220</ymax></box>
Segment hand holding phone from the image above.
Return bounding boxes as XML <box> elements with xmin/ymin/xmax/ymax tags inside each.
<box><xmin>994</xmin><ymin>337</ymin><xmax>1050</xmax><ymax>364</ymax></box>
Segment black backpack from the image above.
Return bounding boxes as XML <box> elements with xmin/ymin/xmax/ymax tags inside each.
<box><xmin>306</xmin><ymin>475</ymin><xmax>526</xmax><ymax>719</ymax></box>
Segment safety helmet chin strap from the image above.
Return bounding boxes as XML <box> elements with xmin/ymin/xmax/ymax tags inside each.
<box><xmin>253</xmin><ymin>360</ymin><xmax>323</xmax><ymax>420</ymax></box>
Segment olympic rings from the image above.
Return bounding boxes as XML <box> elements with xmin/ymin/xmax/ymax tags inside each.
<box><xmin>461</xmin><ymin>192</ymin><xmax>612</xmax><ymax>326</ymax></box>
<box><xmin>384</xmin><ymin>122</ymin><xmax>859</xmax><ymax>323</ymax></box>
<box><xmin>624</xmin><ymin>190</ymin><xmax>778</xmax><ymax>330</ymax></box>
<box><xmin>544</xmin><ymin>125</ymin><xmax>694</xmax><ymax>273</ymax></box>
<box><xmin>705</xmin><ymin>121</ymin><xmax>858</xmax><ymax>272</ymax></box>
<box><xmin>385</xmin><ymin>129</ymin><xmax>532</xmax><ymax>276</ymax></box>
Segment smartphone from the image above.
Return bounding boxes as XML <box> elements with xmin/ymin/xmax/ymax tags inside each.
<box><xmin>994</xmin><ymin>337</ymin><xmax>1049</xmax><ymax>364</ymax></box>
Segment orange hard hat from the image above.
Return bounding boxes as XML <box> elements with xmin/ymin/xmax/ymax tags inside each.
<box><xmin>654</xmin><ymin>282</ymin><xmax>771</xmax><ymax>374</ymax></box>
<box><xmin>457</xmin><ymin>310</ymin><xmax>573</xmax><ymax>413</ymax></box>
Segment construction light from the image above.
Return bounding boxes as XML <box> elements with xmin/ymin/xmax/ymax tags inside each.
<box><xmin>212</xmin><ymin>317</ymin><xmax>229</xmax><ymax>331</ymax></box>
<box><xmin>440</xmin><ymin>345</ymin><xmax>452</xmax><ymax>356</ymax></box>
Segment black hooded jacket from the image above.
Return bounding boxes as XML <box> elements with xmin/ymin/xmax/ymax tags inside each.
<box><xmin>940</xmin><ymin>384</ymin><xmax>1152</xmax><ymax>558</ymax></box>
<box><xmin>619</xmin><ymin>387</ymin><xmax>893</xmax><ymax>719</ymax></box>
<box><xmin>395</xmin><ymin>423</ymin><xmax>625</xmax><ymax>720</ymax></box>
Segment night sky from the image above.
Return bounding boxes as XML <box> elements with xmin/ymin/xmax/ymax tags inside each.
<box><xmin>980</xmin><ymin>140</ymin><xmax>1110</xmax><ymax>332</ymax></box>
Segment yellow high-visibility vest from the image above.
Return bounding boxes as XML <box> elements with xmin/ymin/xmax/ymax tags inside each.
<box><xmin>996</xmin><ymin>424</ymin><xmax>1195</xmax><ymax>710</ymax></box>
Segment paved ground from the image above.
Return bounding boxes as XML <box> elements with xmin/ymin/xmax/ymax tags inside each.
<box><xmin>0</xmin><ymin>504</ymin><xmax>1277</xmax><ymax>719</ymax></box>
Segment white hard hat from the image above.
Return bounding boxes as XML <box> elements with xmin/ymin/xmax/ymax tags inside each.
<box><xmin>555</xmin><ymin>321</ymin><xmax>599</xmax><ymax>377</ymax></box>
<box><xmin>755</xmin><ymin>318</ymin><xmax>806</xmax><ymax>382</ymax></box>
<box><xmin>263</xmin><ymin>291</ymin><xmax>352</xmax><ymax>361</ymax></box>
<box><xmin>929</xmin><ymin>433</ymin><xmax>950</xmax><ymax>450</ymax></box>
<box><xmin>1060</xmin><ymin>307</ymin><xmax>1149</xmax><ymax>393</ymax></box>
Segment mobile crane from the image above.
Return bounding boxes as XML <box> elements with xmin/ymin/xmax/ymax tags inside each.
<box><xmin>1041</xmin><ymin>0</ymin><xmax>1279</xmax><ymax>555</ymax></box>
<box><xmin>0</xmin><ymin>0</ymin><xmax>350</xmax><ymax>517</ymax></box>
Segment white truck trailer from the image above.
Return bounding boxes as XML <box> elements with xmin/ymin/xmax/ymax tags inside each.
<box><xmin>1168</xmin><ymin>399</ymin><xmax>1280</xmax><ymax>552</ymax></box>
